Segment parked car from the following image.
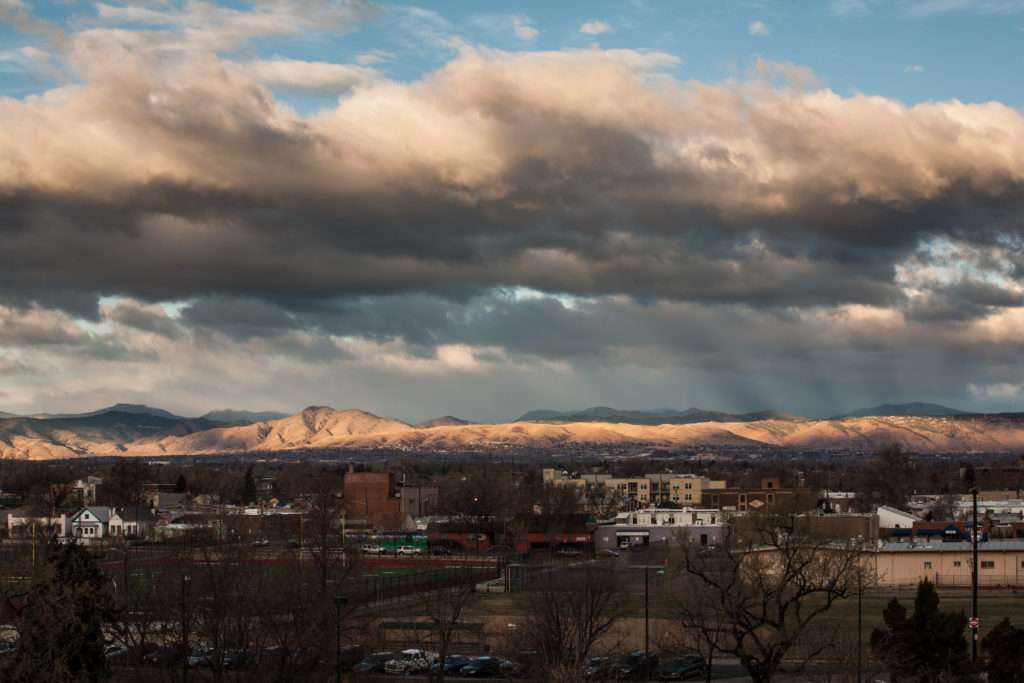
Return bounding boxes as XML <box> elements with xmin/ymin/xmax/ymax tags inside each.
<box><xmin>657</xmin><ymin>654</ymin><xmax>705</xmax><ymax>680</ymax></box>
<box><xmin>428</xmin><ymin>545</ymin><xmax>453</xmax><ymax>556</ymax></box>
<box><xmin>361</xmin><ymin>544</ymin><xmax>389</xmax><ymax>555</ymax></box>
<box><xmin>338</xmin><ymin>644</ymin><xmax>365</xmax><ymax>671</ymax></box>
<box><xmin>459</xmin><ymin>655</ymin><xmax>502</xmax><ymax>677</ymax></box>
<box><xmin>431</xmin><ymin>653</ymin><xmax>470</xmax><ymax>675</ymax></box>
<box><xmin>352</xmin><ymin>651</ymin><xmax>398</xmax><ymax>674</ymax></box>
<box><xmin>103</xmin><ymin>644</ymin><xmax>128</xmax><ymax>661</ymax></box>
<box><xmin>252</xmin><ymin>538</ymin><xmax>269</xmax><ymax>547</ymax></box>
<box><xmin>395</xmin><ymin>545</ymin><xmax>424</xmax><ymax>556</ymax></box>
<box><xmin>107</xmin><ymin>643</ymin><xmax>155</xmax><ymax>666</ymax></box>
<box><xmin>556</xmin><ymin>546</ymin><xmax>582</xmax><ymax>557</ymax></box>
<box><xmin>609</xmin><ymin>651</ymin><xmax>659</xmax><ymax>680</ymax></box>
<box><xmin>581</xmin><ymin>655</ymin><xmax>613</xmax><ymax>679</ymax></box>
<box><xmin>499</xmin><ymin>651</ymin><xmax>538</xmax><ymax>678</ymax></box>
<box><xmin>142</xmin><ymin>644</ymin><xmax>190</xmax><ymax>667</ymax></box>
<box><xmin>226</xmin><ymin>649</ymin><xmax>256</xmax><ymax>669</ymax></box>
<box><xmin>187</xmin><ymin>648</ymin><xmax>222</xmax><ymax>668</ymax></box>
<box><xmin>596</xmin><ymin>548</ymin><xmax>620</xmax><ymax>558</ymax></box>
<box><xmin>384</xmin><ymin>648</ymin><xmax>438</xmax><ymax>675</ymax></box>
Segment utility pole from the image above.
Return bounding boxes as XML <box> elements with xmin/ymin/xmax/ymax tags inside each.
<box><xmin>971</xmin><ymin>488</ymin><xmax>979</xmax><ymax>662</ymax></box>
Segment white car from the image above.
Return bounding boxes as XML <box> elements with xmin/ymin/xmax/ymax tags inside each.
<box><xmin>383</xmin><ymin>648</ymin><xmax>438</xmax><ymax>675</ymax></box>
<box><xmin>361</xmin><ymin>544</ymin><xmax>388</xmax><ymax>555</ymax></box>
<box><xmin>395</xmin><ymin>545</ymin><xmax>424</xmax><ymax>556</ymax></box>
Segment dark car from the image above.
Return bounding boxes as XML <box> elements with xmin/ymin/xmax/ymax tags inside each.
<box><xmin>582</xmin><ymin>655</ymin><xmax>613</xmax><ymax>679</ymax></box>
<box><xmin>556</xmin><ymin>546</ymin><xmax>582</xmax><ymax>557</ymax></box>
<box><xmin>352</xmin><ymin>650</ymin><xmax>398</xmax><ymax>674</ymax></box>
<box><xmin>428</xmin><ymin>545</ymin><xmax>453</xmax><ymax>556</ymax></box>
<box><xmin>338</xmin><ymin>644</ymin><xmax>365</xmax><ymax>671</ymax></box>
<box><xmin>499</xmin><ymin>651</ymin><xmax>538</xmax><ymax>678</ymax></box>
<box><xmin>609</xmin><ymin>651</ymin><xmax>659</xmax><ymax>680</ymax></box>
<box><xmin>596</xmin><ymin>548</ymin><xmax>620</xmax><ymax>558</ymax></box>
<box><xmin>657</xmin><ymin>654</ymin><xmax>705</xmax><ymax>680</ymax></box>
<box><xmin>460</xmin><ymin>656</ymin><xmax>502</xmax><ymax>677</ymax></box>
<box><xmin>143</xmin><ymin>643</ymin><xmax>190</xmax><ymax>667</ymax></box>
<box><xmin>431</xmin><ymin>653</ymin><xmax>470</xmax><ymax>675</ymax></box>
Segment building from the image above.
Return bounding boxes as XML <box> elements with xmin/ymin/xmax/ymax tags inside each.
<box><xmin>700</xmin><ymin>477</ymin><xmax>798</xmax><ymax>512</ymax></box>
<box><xmin>6</xmin><ymin>509</ymin><xmax>67</xmax><ymax>538</ymax></box>
<box><xmin>594</xmin><ymin>506</ymin><xmax>723</xmax><ymax>550</ymax></box>
<box><xmin>870</xmin><ymin>540</ymin><xmax>1024</xmax><ymax>588</ymax></box>
<box><xmin>401</xmin><ymin>485</ymin><xmax>439</xmax><ymax>517</ymax></box>
<box><xmin>68</xmin><ymin>506</ymin><xmax>114</xmax><ymax>541</ymax></box>
<box><xmin>344</xmin><ymin>471</ymin><xmax>401</xmax><ymax>518</ymax></box>
<box><xmin>542</xmin><ymin>469</ymin><xmax>726</xmax><ymax>508</ymax></box>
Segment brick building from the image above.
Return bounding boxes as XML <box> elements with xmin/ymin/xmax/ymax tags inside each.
<box><xmin>344</xmin><ymin>471</ymin><xmax>401</xmax><ymax>519</ymax></box>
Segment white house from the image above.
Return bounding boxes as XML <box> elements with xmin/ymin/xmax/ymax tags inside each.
<box><xmin>6</xmin><ymin>509</ymin><xmax>67</xmax><ymax>538</ymax></box>
<box><xmin>68</xmin><ymin>506</ymin><xmax>114</xmax><ymax>541</ymax></box>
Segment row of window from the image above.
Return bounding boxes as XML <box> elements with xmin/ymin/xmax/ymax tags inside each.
<box><xmin>924</xmin><ymin>560</ymin><xmax>1004</xmax><ymax>570</ymax></box>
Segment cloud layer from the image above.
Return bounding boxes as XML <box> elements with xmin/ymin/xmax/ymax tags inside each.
<box><xmin>1</xmin><ymin>5</ymin><xmax>1023</xmax><ymax>420</ymax></box>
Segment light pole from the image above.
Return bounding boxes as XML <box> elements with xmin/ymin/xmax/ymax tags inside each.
<box><xmin>335</xmin><ymin>595</ymin><xmax>348</xmax><ymax>682</ymax></box>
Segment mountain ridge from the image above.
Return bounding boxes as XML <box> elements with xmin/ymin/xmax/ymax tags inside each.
<box><xmin>1</xmin><ymin>403</ymin><xmax>1021</xmax><ymax>460</ymax></box>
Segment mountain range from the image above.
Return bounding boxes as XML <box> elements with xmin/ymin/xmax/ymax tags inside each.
<box><xmin>0</xmin><ymin>402</ymin><xmax>1021</xmax><ymax>460</ymax></box>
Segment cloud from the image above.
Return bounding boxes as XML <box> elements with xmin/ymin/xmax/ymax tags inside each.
<box><xmin>512</xmin><ymin>16</ymin><xmax>539</xmax><ymax>40</ymax></box>
<box><xmin>905</xmin><ymin>0</ymin><xmax>1024</xmax><ymax>18</ymax></box>
<box><xmin>580</xmin><ymin>20</ymin><xmax>612</xmax><ymax>35</ymax></box>
<box><xmin>356</xmin><ymin>50</ymin><xmax>395</xmax><ymax>66</ymax></box>
<box><xmin>904</xmin><ymin>64</ymin><xmax>925</xmax><ymax>73</ymax></box>
<box><xmin>232</xmin><ymin>58</ymin><xmax>378</xmax><ymax>92</ymax></box>
<box><xmin>2</xmin><ymin>32</ymin><xmax>1024</xmax><ymax>417</ymax></box>
<box><xmin>0</xmin><ymin>306</ymin><xmax>88</xmax><ymax>347</ymax></box>
<box><xmin>830</xmin><ymin>0</ymin><xmax>880</xmax><ymax>17</ymax></box>
<box><xmin>105</xmin><ymin>301</ymin><xmax>182</xmax><ymax>338</ymax></box>
<box><xmin>748</xmin><ymin>20</ymin><xmax>770</xmax><ymax>36</ymax></box>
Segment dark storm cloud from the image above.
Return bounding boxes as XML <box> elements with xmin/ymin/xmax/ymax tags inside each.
<box><xmin>105</xmin><ymin>301</ymin><xmax>181</xmax><ymax>338</ymax></box>
<box><xmin>1</xmin><ymin>48</ymin><xmax>1023</xmax><ymax>323</ymax></box>
<box><xmin>1</xmin><ymin>45</ymin><xmax>1024</xmax><ymax>420</ymax></box>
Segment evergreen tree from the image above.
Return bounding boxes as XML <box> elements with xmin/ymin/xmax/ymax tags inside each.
<box><xmin>871</xmin><ymin>578</ymin><xmax>972</xmax><ymax>682</ymax></box>
<box><xmin>241</xmin><ymin>466</ymin><xmax>258</xmax><ymax>504</ymax></box>
<box><xmin>2</xmin><ymin>539</ymin><xmax>117</xmax><ymax>682</ymax></box>
<box><xmin>981</xmin><ymin>618</ymin><xmax>1024</xmax><ymax>683</ymax></box>
<box><xmin>174</xmin><ymin>473</ymin><xmax>187</xmax><ymax>493</ymax></box>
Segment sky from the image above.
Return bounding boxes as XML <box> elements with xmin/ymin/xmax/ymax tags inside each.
<box><xmin>1</xmin><ymin>0</ymin><xmax>1023</xmax><ymax>424</ymax></box>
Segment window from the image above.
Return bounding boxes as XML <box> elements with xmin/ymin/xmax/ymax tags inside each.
<box><xmin>684</xmin><ymin>494</ymin><xmax>692</xmax><ymax>501</ymax></box>
<box><xmin>981</xmin><ymin>561</ymin><xmax>995</xmax><ymax>569</ymax></box>
<box><xmin>953</xmin><ymin>561</ymin><xmax>961</xmax><ymax>567</ymax></box>
<box><xmin>685</xmin><ymin>482</ymin><xmax>692</xmax><ymax>490</ymax></box>
<box><xmin>924</xmin><ymin>562</ymin><xmax>932</xmax><ymax>569</ymax></box>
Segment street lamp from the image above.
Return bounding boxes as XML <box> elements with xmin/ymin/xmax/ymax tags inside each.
<box><xmin>335</xmin><ymin>595</ymin><xmax>348</xmax><ymax>682</ymax></box>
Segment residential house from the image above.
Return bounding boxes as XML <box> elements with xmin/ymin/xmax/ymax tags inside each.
<box><xmin>6</xmin><ymin>508</ymin><xmax>67</xmax><ymax>538</ymax></box>
<box><xmin>68</xmin><ymin>506</ymin><xmax>114</xmax><ymax>541</ymax></box>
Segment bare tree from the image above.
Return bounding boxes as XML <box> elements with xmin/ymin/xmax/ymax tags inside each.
<box><xmin>673</xmin><ymin>497</ymin><xmax>871</xmax><ymax>683</ymax></box>
<box><xmin>301</xmin><ymin>475</ymin><xmax>346</xmax><ymax>593</ymax></box>
<box><xmin>515</xmin><ymin>564</ymin><xmax>625</xmax><ymax>681</ymax></box>
<box><xmin>413</xmin><ymin>568</ymin><xmax>478</xmax><ymax>682</ymax></box>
